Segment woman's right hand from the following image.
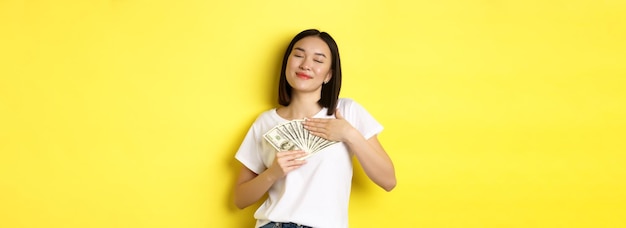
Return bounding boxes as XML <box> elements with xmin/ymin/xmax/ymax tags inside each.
<box><xmin>268</xmin><ymin>150</ymin><xmax>308</xmax><ymax>178</ymax></box>
<box><xmin>234</xmin><ymin>150</ymin><xmax>307</xmax><ymax>209</ymax></box>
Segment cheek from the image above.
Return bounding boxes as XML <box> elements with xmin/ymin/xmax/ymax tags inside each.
<box><xmin>315</xmin><ymin>65</ymin><xmax>331</xmax><ymax>75</ymax></box>
<box><xmin>287</xmin><ymin>57</ymin><xmax>301</xmax><ymax>69</ymax></box>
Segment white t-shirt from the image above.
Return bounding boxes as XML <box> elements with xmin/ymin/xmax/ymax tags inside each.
<box><xmin>235</xmin><ymin>98</ymin><xmax>383</xmax><ymax>228</ymax></box>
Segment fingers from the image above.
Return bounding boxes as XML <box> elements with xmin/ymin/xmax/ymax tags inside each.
<box><xmin>277</xmin><ymin>150</ymin><xmax>307</xmax><ymax>158</ymax></box>
<box><xmin>276</xmin><ymin>150</ymin><xmax>307</xmax><ymax>167</ymax></box>
<box><xmin>270</xmin><ymin>150</ymin><xmax>308</xmax><ymax>178</ymax></box>
<box><xmin>302</xmin><ymin>122</ymin><xmax>320</xmax><ymax>132</ymax></box>
<box><xmin>277</xmin><ymin>151</ymin><xmax>305</xmax><ymax>160</ymax></box>
<box><xmin>303</xmin><ymin>118</ymin><xmax>329</xmax><ymax>130</ymax></box>
<box><xmin>302</xmin><ymin>124</ymin><xmax>327</xmax><ymax>139</ymax></box>
<box><xmin>335</xmin><ymin>109</ymin><xmax>344</xmax><ymax>119</ymax></box>
<box><xmin>303</xmin><ymin>119</ymin><xmax>330</xmax><ymax>139</ymax></box>
<box><xmin>303</xmin><ymin>118</ymin><xmax>329</xmax><ymax>125</ymax></box>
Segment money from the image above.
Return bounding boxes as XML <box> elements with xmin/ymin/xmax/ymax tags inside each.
<box><xmin>263</xmin><ymin>119</ymin><xmax>338</xmax><ymax>159</ymax></box>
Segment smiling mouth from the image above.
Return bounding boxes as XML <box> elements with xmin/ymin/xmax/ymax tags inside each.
<box><xmin>296</xmin><ymin>72</ymin><xmax>312</xmax><ymax>79</ymax></box>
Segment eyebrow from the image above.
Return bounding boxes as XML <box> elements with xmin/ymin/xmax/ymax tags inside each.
<box><xmin>294</xmin><ymin>47</ymin><xmax>327</xmax><ymax>58</ymax></box>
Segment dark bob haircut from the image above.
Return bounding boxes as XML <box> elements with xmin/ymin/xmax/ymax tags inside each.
<box><xmin>278</xmin><ymin>29</ymin><xmax>342</xmax><ymax>116</ymax></box>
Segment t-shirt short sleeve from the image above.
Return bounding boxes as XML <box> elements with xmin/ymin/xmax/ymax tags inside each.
<box><xmin>235</xmin><ymin>122</ymin><xmax>267</xmax><ymax>174</ymax></box>
<box><xmin>339</xmin><ymin>98</ymin><xmax>383</xmax><ymax>140</ymax></box>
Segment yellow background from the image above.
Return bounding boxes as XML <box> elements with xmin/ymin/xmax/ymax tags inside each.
<box><xmin>1</xmin><ymin>0</ymin><xmax>625</xmax><ymax>227</ymax></box>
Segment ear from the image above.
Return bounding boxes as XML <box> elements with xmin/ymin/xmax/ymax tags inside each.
<box><xmin>324</xmin><ymin>71</ymin><xmax>332</xmax><ymax>84</ymax></box>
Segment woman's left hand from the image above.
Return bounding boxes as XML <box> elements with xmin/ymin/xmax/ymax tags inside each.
<box><xmin>303</xmin><ymin>110</ymin><xmax>355</xmax><ymax>142</ymax></box>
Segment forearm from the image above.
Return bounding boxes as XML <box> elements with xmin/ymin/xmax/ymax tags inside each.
<box><xmin>344</xmin><ymin>130</ymin><xmax>396</xmax><ymax>191</ymax></box>
<box><xmin>234</xmin><ymin>168</ymin><xmax>279</xmax><ymax>209</ymax></box>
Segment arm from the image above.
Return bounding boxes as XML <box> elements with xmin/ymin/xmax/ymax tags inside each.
<box><xmin>303</xmin><ymin>110</ymin><xmax>397</xmax><ymax>191</ymax></box>
<box><xmin>233</xmin><ymin>150</ymin><xmax>308</xmax><ymax>209</ymax></box>
<box><xmin>343</xmin><ymin>132</ymin><xmax>396</xmax><ymax>191</ymax></box>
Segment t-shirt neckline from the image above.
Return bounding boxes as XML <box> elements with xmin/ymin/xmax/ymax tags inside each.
<box><xmin>272</xmin><ymin>107</ymin><xmax>328</xmax><ymax>122</ymax></box>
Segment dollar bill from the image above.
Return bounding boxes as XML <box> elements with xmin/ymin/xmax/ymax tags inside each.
<box><xmin>263</xmin><ymin>119</ymin><xmax>339</xmax><ymax>159</ymax></box>
<box><xmin>264</xmin><ymin>127</ymin><xmax>301</xmax><ymax>151</ymax></box>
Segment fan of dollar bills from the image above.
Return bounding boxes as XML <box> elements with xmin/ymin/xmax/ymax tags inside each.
<box><xmin>263</xmin><ymin>119</ymin><xmax>338</xmax><ymax>159</ymax></box>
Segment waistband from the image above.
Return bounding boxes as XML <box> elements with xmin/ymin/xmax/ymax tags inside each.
<box><xmin>265</xmin><ymin>221</ymin><xmax>313</xmax><ymax>228</ymax></box>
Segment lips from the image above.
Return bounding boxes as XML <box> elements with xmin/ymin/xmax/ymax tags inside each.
<box><xmin>296</xmin><ymin>72</ymin><xmax>313</xmax><ymax>79</ymax></box>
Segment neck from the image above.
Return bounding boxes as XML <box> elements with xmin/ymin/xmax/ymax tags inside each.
<box><xmin>279</xmin><ymin>93</ymin><xmax>323</xmax><ymax>120</ymax></box>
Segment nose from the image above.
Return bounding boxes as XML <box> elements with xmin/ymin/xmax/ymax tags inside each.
<box><xmin>299</xmin><ymin>59</ymin><xmax>310</xmax><ymax>71</ymax></box>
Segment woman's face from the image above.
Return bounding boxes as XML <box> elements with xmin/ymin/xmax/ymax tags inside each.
<box><xmin>285</xmin><ymin>36</ymin><xmax>332</xmax><ymax>93</ymax></box>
